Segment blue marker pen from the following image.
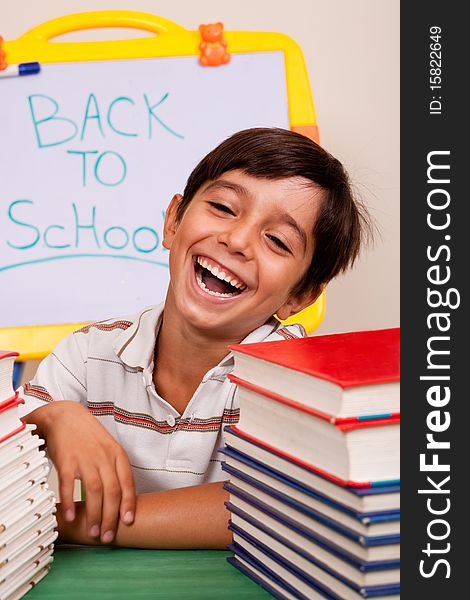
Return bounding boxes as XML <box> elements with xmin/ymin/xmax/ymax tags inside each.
<box><xmin>0</xmin><ymin>62</ymin><xmax>41</xmax><ymax>79</ymax></box>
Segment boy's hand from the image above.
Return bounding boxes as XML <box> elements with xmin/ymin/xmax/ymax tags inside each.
<box><xmin>24</xmin><ymin>401</ymin><xmax>136</xmax><ymax>543</ymax></box>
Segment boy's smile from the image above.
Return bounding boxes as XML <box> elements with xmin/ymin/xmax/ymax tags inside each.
<box><xmin>163</xmin><ymin>170</ymin><xmax>322</xmax><ymax>341</ymax></box>
<box><xmin>194</xmin><ymin>255</ymin><xmax>247</xmax><ymax>298</ymax></box>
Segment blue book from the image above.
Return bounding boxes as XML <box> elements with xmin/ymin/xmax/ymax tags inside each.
<box><xmin>224</xmin><ymin>472</ymin><xmax>400</xmax><ymax>546</ymax></box>
<box><xmin>228</xmin><ymin>534</ymin><xmax>400</xmax><ymax>599</ymax></box>
<box><xmin>224</xmin><ymin>482</ymin><xmax>400</xmax><ymax>563</ymax></box>
<box><xmin>222</xmin><ymin>447</ymin><xmax>399</xmax><ymax>536</ymax></box>
<box><xmin>228</xmin><ymin>553</ymin><xmax>311</xmax><ymax>600</ymax></box>
<box><xmin>224</xmin><ymin>425</ymin><xmax>400</xmax><ymax>514</ymax></box>
<box><xmin>227</xmin><ymin>506</ymin><xmax>399</xmax><ymax>591</ymax></box>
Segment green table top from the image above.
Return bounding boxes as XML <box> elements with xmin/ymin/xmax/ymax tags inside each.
<box><xmin>26</xmin><ymin>546</ymin><xmax>272</xmax><ymax>599</ymax></box>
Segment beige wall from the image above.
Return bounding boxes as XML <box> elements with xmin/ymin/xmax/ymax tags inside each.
<box><xmin>3</xmin><ymin>0</ymin><xmax>399</xmax><ymax>335</ymax></box>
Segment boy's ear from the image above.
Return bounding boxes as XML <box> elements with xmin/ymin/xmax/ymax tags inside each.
<box><xmin>162</xmin><ymin>194</ymin><xmax>183</xmax><ymax>250</ymax></box>
<box><xmin>275</xmin><ymin>287</ymin><xmax>323</xmax><ymax>321</ymax></box>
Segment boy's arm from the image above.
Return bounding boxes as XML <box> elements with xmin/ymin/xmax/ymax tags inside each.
<box><xmin>24</xmin><ymin>401</ymin><xmax>136</xmax><ymax>541</ymax></box>
<box><xmin>57</xmin><ymin>481</ymin><xmax>231</xmax><ymax>549</ymax></box>
<box><xmin>19</xmin><ymin>330</ymin><xmax>137</xmax><ymax>542</ymax></box>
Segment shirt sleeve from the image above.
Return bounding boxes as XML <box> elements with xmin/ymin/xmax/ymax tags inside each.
<box><xmin>17</xmin><ymin>330</ymin><xmax>89</xmax><ymax>418</ymax></box>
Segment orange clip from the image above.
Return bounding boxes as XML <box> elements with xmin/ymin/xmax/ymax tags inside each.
<box><xmin>198</xmin><ymin>22</ymin><xmax>230</xmax><ymax>67</ymax></box>
<box><xmin>0</xmin><ymin>36</ymin><xmax>8</xmax><ymax>71</ymax></box>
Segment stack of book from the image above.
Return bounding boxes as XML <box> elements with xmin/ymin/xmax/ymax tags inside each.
<box><xmin>223</xmin><ymin>328</ymin><xmax>400</xmax><ymax>600</ymax></box>
<box><xmin>0</xmin><ymin>351</ymin><xmax>57</xmax><ymax>600</ymax></box>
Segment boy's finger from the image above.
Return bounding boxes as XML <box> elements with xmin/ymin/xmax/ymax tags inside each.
<box><xmin>98</xmin><ymin>468</ymin><xmax>122</xmax><ymax>543</ymax></box>
<box><xmin>116</xmin><ymin>454</ymin><xmax>136</xmax><ymax>524</ymax></box>
<box><xmin>58</xmin><ymin>466</ymin><xmax>76</xmax><ymax>522</ymax></box>
<box><xmin>82</xmin><ymin>469</ymin><xmax>104</xmax><ymax>537</ymax></box>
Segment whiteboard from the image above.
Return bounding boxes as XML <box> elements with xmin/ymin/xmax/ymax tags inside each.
<box><xmin>0</xmin><ymin>52</ymin><xmax>289</xmax><ymax>327</ymax></box>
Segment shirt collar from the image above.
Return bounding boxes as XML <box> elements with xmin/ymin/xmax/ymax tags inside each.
<box><xmin>113</xmin><ymin>304</ymin><xmax>280</xmax><ymax>372</ymax></box>
<box><xmin>217</xmin><ymin>317</ymin><xmax>280</xmax><ymax>369</ymax></box>
<box><xmin>113</xmin><ymin>303</ymin><xmax>164</xmax><ymax>370</ymax></box>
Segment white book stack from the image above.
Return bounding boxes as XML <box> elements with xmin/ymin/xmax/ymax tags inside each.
<box><xmin>0</xmin><ymin>351</ymin><xmax>57</xmax><ymax>600</ymax></box>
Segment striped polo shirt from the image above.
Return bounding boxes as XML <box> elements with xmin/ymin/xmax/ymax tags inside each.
<box><xmin>18</xmin><ymin>304</ymin><xmax>306</xmax><ymax>494</ymax></box>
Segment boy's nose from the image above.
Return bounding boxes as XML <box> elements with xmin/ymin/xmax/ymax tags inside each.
<box><xmin>217</xmin><ymin>225</ymin><xmax>254</xmax><ymax>259</ymax></box>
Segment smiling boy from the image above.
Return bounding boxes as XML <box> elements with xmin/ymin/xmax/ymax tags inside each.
<box><xmin>19</xmin><ymin>128</ymin><xmax>370</xmax><ymax>548</ymax></box>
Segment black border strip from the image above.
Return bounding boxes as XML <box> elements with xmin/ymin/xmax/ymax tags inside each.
<box><xmin>401</xmin><ymin>3</ymin><xmax>466</xmax><ymax>595</ymax></box>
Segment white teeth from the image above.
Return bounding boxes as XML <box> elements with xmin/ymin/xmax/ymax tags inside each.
<box><xmin>195</xmin><ymin>267</ymin><xmax>237</xmax><ymax>297</ymax></box>
<box><xmin>196</xmin><ymin>256</ymin><xmax>246</xmax><ymax>290</ymax></box>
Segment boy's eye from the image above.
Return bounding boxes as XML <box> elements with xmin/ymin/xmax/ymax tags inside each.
<box><xmin>209</xmin><ymin>201</ymin><xmax>235</xmax><ymax>215</ymax></box>
<box><xmin>267</xmin><ymin>234</ymin><xmax>290</xmax><ymax>253</ymax></box>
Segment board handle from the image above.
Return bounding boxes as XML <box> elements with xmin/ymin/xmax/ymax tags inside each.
<box><xmin>17</xmin><ymin>10</ymin><xmax>188</xmax><ymax>44</ymax></box>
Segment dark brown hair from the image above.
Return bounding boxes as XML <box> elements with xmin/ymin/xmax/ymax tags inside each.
<box><xmin>177</xmin><ymin>128</ymin><xmax>373</xmax><ymax>297</ymax></box>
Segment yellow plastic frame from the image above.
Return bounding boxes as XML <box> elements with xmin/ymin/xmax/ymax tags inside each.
<box><xmin>1</xmin><ymin>10</ymin><xmax>324</xmax><ymax>359</ymax></box>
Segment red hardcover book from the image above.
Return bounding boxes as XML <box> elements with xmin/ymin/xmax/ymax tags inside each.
<box><xmin>0</xmin><ymin>351</ymin><xmax>25</xmax><ymax>443</ymax></box>
<box><xmin>229</xmin><ymin>327</ymin><xmax>399</xmax><ymax>419</ymax></box>
<box><xmin>230</xmin><ymin>376</ymin><xmax>399</xmax><ymax>485</ymax></box>
<box><xmin>1</xmin><ymin>351</ymin><xmax>19</xmax><ymax>398</ymax></box>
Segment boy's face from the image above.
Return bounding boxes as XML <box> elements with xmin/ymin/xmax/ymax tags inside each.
<box><xmin>163</xmin><ymin>170</ymin><xmax>321</xmax><ymax>340</ymax></box>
